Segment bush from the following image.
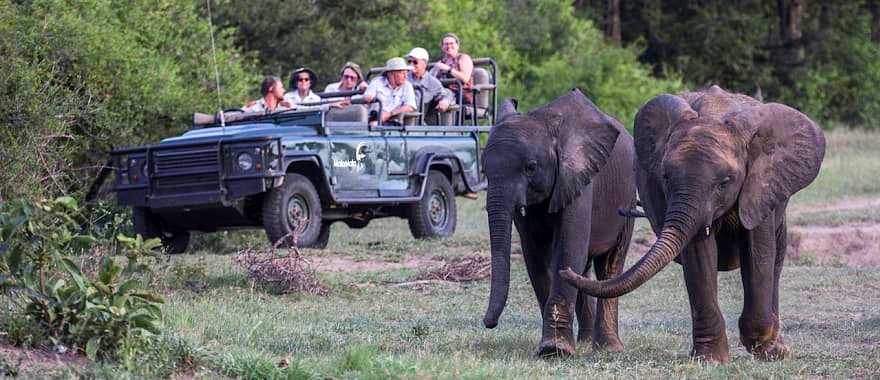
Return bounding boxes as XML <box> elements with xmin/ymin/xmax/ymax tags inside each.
<box><xmin>0</xmin><ymin>197</ymin><xmax>165</xmax><ymax>361</ymax></box>
<box><xmin>0</xmin><ymin>0</ymin><xmax>257</xmax><ymax>201</ymax></box>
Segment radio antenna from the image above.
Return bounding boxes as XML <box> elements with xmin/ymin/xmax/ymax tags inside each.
<box><xmin>205</xmin><ymin>0</ymin><xmax>226</xmax><ymax>131</ymax></box>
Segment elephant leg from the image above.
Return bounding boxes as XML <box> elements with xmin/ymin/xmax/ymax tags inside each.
<box><xmin>536</xmin><ymin>192</ymin><xmax>592</xmax><ymax>358</ymax></box>
<box><xmin>682</xmin><ymin>235</ymin><xmax>730</xmax><ymax>363</ymax></box>
<box><xmin>575</xmin><ymin>268</ymin><xmax>596</xmax><ymax>344</ymax></box>
<box><xmin>738</xmin><ymin>216</ymin><xmax>789</xmax><ymax>361</ymax></box>
<box><xmin>517</xmin><ymin>215</ymin><xmax>554</xmax><ymax>318</ymax></box>
<box><xmin>522</xmin><ymin>242</ymin><xmax>552</xmax><ymax>318</ymax></box>
<box><xmin>590</xmin><ymin>216</ymin><xmax>633</xmax><ymax>352</ymax></box>
<box><xmin>591</xmin><ymin>250</ymin><xmax>628</xmax><ymax>351</ymax></box>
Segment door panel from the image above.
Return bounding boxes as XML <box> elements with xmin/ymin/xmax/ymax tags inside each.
<box><xmin>328</xmin><ymin>130</ymin><xmax>386</xmax><ymax>193</ymax></box>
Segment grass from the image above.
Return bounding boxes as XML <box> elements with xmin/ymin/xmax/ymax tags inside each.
<box><xmin>3</xmin><ymin>129</ymin><xmax>879</xmax><ymax>378</ymax></box>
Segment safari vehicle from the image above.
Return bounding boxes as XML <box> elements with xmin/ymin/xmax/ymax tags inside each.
<box><xmin>108</xmin><ymin>59</ymin><xmax>497</xmax><ymax>253</ymax></box>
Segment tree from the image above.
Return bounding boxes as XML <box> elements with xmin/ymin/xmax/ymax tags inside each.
<box><xmin>0</xmin><ymin>0</ymin><xmax>255</xmax><ymax>200</ymax></box>
<box><xmin>605</xmin><ymin>0</ymin><xmax>622</xmax><ymax>46</ymax></box>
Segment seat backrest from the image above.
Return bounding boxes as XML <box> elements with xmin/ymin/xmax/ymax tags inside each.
<box><xmin>472</xmin><ymin>67</ymin><xmax>491</xmax><ymax>110</ymax></box>
<box><xmin>325</xmin><ymin>105</ymin><xmax>368</xmax><ymax>123</ymax></box>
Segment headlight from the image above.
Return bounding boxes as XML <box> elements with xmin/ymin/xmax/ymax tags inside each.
<box><xmin>237</xmin><ymin>153</ymin><xmax>254</xmax><ymax>171</ymax></box>
<box><xmin>128</xmin><ymin>158</ymin><xmax>140</xmax><ymax>182</ymax></box>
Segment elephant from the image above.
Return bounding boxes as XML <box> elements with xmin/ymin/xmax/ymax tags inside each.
<box><xmin>560</xmin><ymin>85</ymin><xmax>826</xmax><ymax>363</ymax></box>
<box><xmin>482</xmin><ymin>89</ymin><xmax>637</xmax><ymax>357</ymax></box>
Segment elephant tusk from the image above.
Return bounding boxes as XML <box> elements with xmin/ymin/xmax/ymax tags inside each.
<box><xmin>520</xmin><ymin>206</ymin><xmax>526</xmax><ymax>217</ymax></box>
<box><xmin>705</xmin><ymin>226</ymin><xmax>711</xmax><ymax>236</ymax></box>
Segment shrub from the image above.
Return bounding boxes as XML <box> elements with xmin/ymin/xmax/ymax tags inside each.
<box><xmin>0</xmin><ymin>0</ymin><xmax>256</xmax><ymax>201</ymax></box>
<box><xmin>0</xmin><ymin>197</ymin><xmax>165</xmax><ymax>361</ymax></box>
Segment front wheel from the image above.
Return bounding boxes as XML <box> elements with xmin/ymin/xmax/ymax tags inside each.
<box><xmin>132</xmin><ymin>207</ymin><xmax>190</xmax><ymax>254</ymax></box>
<box><xmin>263</xmin><ymin>173</ymin><xmax>324</xmax><ymax>248</ymax></box>
<box><xmin>408</xmin><ymin>170</ymin><xmax>457</xmax><ymax>239</ymax></box>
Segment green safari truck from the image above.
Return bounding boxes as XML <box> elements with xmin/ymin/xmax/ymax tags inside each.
<box><xmin>109</xmin><ymin>59</ymin><xmax>497</xmax><ymax>252</ymax></box>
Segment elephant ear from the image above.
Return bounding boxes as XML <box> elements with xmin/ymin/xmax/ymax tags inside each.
<box><xmin>496</xmin><ymin>98</ymin><xmax>519</xmax><ymax>124</ymax></box>
<box><xmin>727</xmin><ymin>103</ymin><xmax>826</xmax><ymax>229</ymax></box>
<box><xmin>532</xmin><ymin>90</ymin><xmax>620</xmax><ymax>213</ymax></box>
<box><xmin>634</xmin><ymin>94</ymin><xmax>698</xmax><ymax>175</ymax></box>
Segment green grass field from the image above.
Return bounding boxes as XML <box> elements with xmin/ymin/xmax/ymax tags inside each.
<box><xmin>3</xmin><ymin>129</ymin><xmax>879</xmax><ymax>379</ymax></box>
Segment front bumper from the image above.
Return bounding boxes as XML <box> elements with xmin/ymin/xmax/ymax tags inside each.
<box><xmin>112</xmin><ymin>137</ymin><xmax>283</xmax><ymax>209</ymax></box>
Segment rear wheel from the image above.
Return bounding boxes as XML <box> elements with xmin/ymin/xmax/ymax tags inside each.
<box><xmin>408</xmin><ymin>170</ymin><xmax>457</xmax><ymax>239</ymax></box>
<box><xmin>132</xmin><ymin>207</ymin><xmax>190</xmax><ymax>254</ymax></box>
<box><xmin>263</xmin><ymin>173</ymin><xmax>324</xmax><ymax>248</ymax></box>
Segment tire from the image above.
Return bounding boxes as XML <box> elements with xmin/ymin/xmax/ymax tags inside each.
<box><xmin>262</xmin><ymin>173</ymin><xmax>323</xmax><ymax>248</ymax></box>
<box><xmin>310</xmin><ymin>221</ymin><xmax>331</xmax><ymax>249</ymax></box>
<box><xmin>408</xmin><ymin>170</ymin><xmax>457</xmax><ymax>239</ymax></box>
<box><xmin>343</xmin><ymin>219</ymin><xmax>370</xmax><ymax>229</ymax></box>
<box><xmin>132</xmin><ymin>207</ymin><xmax>190</xmax><ymax>254</ymax></box>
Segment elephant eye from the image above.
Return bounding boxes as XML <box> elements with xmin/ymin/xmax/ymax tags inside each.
<box><xmin>718</xmin><ymin>176</ymin><xmax>732</xmax><ymax>189</ymax></box>
<box><xmin>524</xmin><ymin>160</ymin><xmax>538</xmax><ymax>176</ymax></box>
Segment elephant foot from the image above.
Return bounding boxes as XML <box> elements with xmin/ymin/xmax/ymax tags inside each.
<box><xmin>739</xmin><ymin>317</ymin><xmax>789</xmax><ymax>361</ymax></box>
<box><xmin>592</xmin><ymin>335</ymin><xmax>624</xmax><ymax>353</ymax></box>
<box><xmin>536</xmin><ymin>338</ymin><xmax>575</xmax><ymax>358</ymax></box>
<box><xmin>691</xmin><ymin>337</ymin><xmax>730</xmax><ymax>364</ymax></box>
<box><xmin>576</xmin><ymin>328</ymin><xmax>593</xmax><ymax>344</ymax></box>
<box><xmin>748</xmin><ymin>339</ymin><xmax>790</xmax><ymax>361</ymax></box>
<box><xmin>690</xmin><ymin>349</ymin><xmax>730</xmax><ymax>364</ymax></box>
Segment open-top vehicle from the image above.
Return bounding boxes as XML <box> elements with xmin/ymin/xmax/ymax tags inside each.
<box><xmin>107</xmin><ymin>59</ymin><xmax>497</xmax><ymax>252</ymax></box>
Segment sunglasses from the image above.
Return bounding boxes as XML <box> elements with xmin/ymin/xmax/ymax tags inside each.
<box><xmin>297</xmin><ymin>77</ymin><xmax>310</xmax><ymax>82</ymax></box>
<box><xmin>407</xmin><ymin>59</ymin><xmax>419</xmax><ymax>65</ymax></box>
<box><xmin>341</xmin><ymin>74</ymin><xmax>358</xmax><ymax>80</ymax></box>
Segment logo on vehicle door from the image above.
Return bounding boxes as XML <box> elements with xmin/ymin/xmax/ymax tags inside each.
<box><xmin>355</xmin><ymin>142</ymin><xmax>368</xmax><ymax>162</ymax></box>
<box><xmin>332</xmin><ymin>142</ymin><xmax>368</xmax><ymax>172</ymax></box>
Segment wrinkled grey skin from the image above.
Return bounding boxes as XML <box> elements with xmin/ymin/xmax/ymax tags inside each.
<box><xmin>561</xmin><ymin>85</ymin><xmax>826</xmax><ymax>363</ymax></box>
<box><xmin>482</xmin><ymin>89</ymin><xmax>637</xmax><ymax>357</ymax></box>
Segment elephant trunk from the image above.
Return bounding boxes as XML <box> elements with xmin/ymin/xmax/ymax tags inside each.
<box><xmin>482</xmin><ymin>189</ymin><xmax>514</xmax><ymax>328</ymax></box>
<box><xmin>560</xmin><ymin>198</ymin><xmax>698</xmax><ymax>298</ymax></box>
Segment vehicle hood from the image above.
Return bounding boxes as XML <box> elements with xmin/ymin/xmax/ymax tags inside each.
<box><xmin>160</xmin><ymin>123</ymin><xmax>318</xmax><ymax>144</ymax></box>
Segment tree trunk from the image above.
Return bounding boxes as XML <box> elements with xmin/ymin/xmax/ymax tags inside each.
<box><xmin>605</xmin><ymin>0</ymin><xmax>621</xmax><ymax>46</ymax></box>
<box><xmin>778</xmin><ymin>0</ymin><xmax>805</xmax><ymax>63</ymax></box>
<box><xmin>869</xmin><ymin>0</ymin><xmax>880</xmax><ymax>42</ymax></box>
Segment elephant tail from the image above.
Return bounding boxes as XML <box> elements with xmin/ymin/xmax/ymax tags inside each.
<box><xmin>617</xmin><ymin>201</ymin><xmax>646</xmax><ymax>218</ymax></box>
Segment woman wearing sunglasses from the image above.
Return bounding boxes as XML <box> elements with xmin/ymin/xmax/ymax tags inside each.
<box><xmin>324</xmin><ymin>62</ymin><xmax>367</xmax><ymax>108</ymax></box>
<box><xmin>283</xmin><ymin>67</ymin><xmax>321</xmax><ymax>106</ymax></box>
<box><xmin>431</xmin><ymin>32</ymin><xmax>474</xmax><ymax>105</ymax></box>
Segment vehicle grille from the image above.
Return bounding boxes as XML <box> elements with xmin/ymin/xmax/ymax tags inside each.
<box><xmin>152</xmin><ymin>146</ymin><xmax>220</xmax><ymax>195</ymax></box>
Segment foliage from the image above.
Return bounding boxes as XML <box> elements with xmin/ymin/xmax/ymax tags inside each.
<box><xmin>0</xmin><ymin>0</ymin><xmax>256</xmax><ymax>201</ymax></box>
<box><xmin>576</xmin><ymin>0</ymin><xmax>880</xmax><ymax>127</ymax></box>
<box><xmin>214</xmin><ymin>0</ymin><xmax>683</xmax><ymax>127</ymax></box>
<box><xmin>0</xmin><ymin>197</ymin><xmax>165</xmax><ymax>361</ymax></box>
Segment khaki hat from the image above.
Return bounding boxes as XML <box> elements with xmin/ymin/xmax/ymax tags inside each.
<box><xmin>381</xmin><ymin>57</ymin><xmax>412</xmax><ymax>72</ymax></box>
<box><xmin>406</xmin><ymin>47</ymin><xmax>429</xmax><ymax>62</ymax></box>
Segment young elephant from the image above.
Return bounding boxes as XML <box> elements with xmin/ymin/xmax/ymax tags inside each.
<box><xmin>482</xmin><ymin>89</ymin><xmax>637</xmax><ymax>357</ymax></box>
<box><xmin>561</xmin><ymin>85</ymin><xmax>826</xmax><ymax>363</ymax></box>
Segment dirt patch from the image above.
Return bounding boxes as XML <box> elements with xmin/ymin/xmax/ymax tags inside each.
<box><xmin>309</xmin><ymin>255</ymin><xmax>443</xmax><ymax>273</ymax></box>
<box><xmin>0</xmin><ymin>343</ymin><xmax>88</xmax><ymax>375</ymax></box>
<box><xmin>788</xmin><ymin>223</ymin><xmax>880</xmax><ymax>267</ymax></box>
<box><xmin>789</xmin><ymin>196</ymin><xmax>880</xmax><ymax>215</ymax></box>
<box><xmin>627</xmin><ymin>223</ymin><xmax>880</xmax><ymax>269</ymax></box>
<box><xmin>409</xmin><ymin>255</ymin><xmax>491</xmax><ymax>282</ymax></box>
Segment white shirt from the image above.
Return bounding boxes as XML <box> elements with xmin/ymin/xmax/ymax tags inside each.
<box><xmin>283</xmin><ymin>90</ymin><xmax>321</xmax><ymax>105</ymax></box>
<box><xmin>324</xmin><ymin>82</ymin><xmax>364</xmax><ymax>102</ymax></box>
<box><xmin>365</xmin><ymin>76</ymin><xmax>416</xmax><ymax>113</ymax></box>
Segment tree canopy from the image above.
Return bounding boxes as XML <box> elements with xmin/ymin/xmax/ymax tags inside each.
<box><xmin>3</xmin><ymin>0</ymin><xmax>877</xmax><ymax>201</ymax></box>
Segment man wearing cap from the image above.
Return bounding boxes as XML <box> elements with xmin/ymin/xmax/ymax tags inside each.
<box><xmin>242</xmin><ymin>76</ymin><xmax>289</xmax><ymax>114</ymax></box>
<box><xmin>363</xmin><ymin>57</ymin><xmax>417</xmax><ymax>124</ymax></box>
<box><xmin>406</xmin><ymin>47</ymin><xmax>453</xmax><ymax>118</ymax></box>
